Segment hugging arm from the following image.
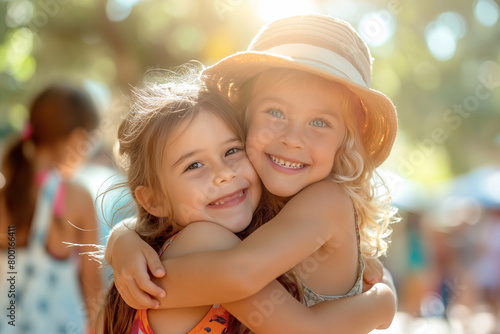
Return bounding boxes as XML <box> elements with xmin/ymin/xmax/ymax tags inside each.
<box><xmin>225</xmin><ymin>281</ymin><xmax>395</xmax><ymax>334</ymax></box>
<box><xmin>156</xmin><ymin>180</ymin><xmax>357</xmax><ymax>307</ymax></box>
<box><xmin>106</xmin><ymin>181</ymin><xmax>389</xmax><ymax>309</ymax></box>
<box><xmin>163</xmin><ymin>221</ymin><xmax>396</xmax><ymax>334</ymax></box>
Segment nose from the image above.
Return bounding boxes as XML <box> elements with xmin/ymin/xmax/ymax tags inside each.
<box><xmin>213</xmin><ymin>161</ymin><xmax>238</xmax><ymax>185</ymax></box>
<box><xmin>279</xmin><ymin>122</ymin><xmax>305</xmax><ymax>149</ymax></box>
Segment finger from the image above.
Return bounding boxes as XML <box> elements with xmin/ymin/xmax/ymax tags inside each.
<box><xmin>363</xmin><ymin>265</ymin><xmax>381</xmax><ymax>284</ymax></box>
<box><xmin>115</xmin><ymin>272</ymin><xmax>157</xmax><ymax>309</ymax></box>
<box><xmin>364</xmin><ymin>260</ymin><xmax>383</xmax><ymax>283</ymax></box>
<box><xmin>373</xmin><ymin>264</ymin><xmax>384</xmax><ymax>283</ymax></box>
<box><xmin>362</xmin><ymin>282</ymin><xmax>373</xmax><ymax>293</ymax></box>
<box><xmin>131</xmin><ymin>278</ymin><xmax>161</xmax><ymax>309</ymax></box>
<box><xmin>120</xmin><ymin>278</ymin><xmax>160</xmax><ymax>310</ymax></box>
<box><xmin>115</xmin><ymin>280</ymin><xmax>145</xmax><ymax>309</ymax></box>
<box><xmin>143</xmin><ymin>248</ymin><xmax>166</xmax><ymax>278</ymax></box>
<box><xmin>134</xmin><ymin>267</ymin><xmax>166</xmax><ymax>298</ymax></box>
<box><xmin>363</xmin><ymin>272</ymin><xmax>378</xmax><ymax>285</ymax></box>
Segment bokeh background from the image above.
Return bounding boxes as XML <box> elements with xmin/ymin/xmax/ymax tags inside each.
<box><xmin>1</xmin><ymin>0</ymin><xmax>499</xmax><ymax>333</ymax></box>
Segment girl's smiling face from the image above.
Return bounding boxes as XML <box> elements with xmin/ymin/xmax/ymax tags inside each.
<box><xmin>244</xmin><ymin>72</ymin><xmax>347</xmax><ymax>198</ymax></box>
<box><xmin>161</xmin><ymin>109</ymin><xmax>261</xmax><ymax>233</ymax></box>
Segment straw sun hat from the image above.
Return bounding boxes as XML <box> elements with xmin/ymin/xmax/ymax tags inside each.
<box><xmin>202</xmin><ymin>14</ymin><xmax>397</xmax><ymax>167</ymax></box>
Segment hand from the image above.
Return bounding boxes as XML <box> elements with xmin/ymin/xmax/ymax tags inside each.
<box><xmin>110</xmin><ymin>228</ymin><xmax>166</xmax><ymax>309</ymax></box>
<box><xmin>362</xmin><ymin>256</ymin><xmax>384</xmax><ymax>291</ymax></box>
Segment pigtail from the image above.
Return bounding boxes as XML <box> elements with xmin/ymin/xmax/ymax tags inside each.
<box><xmin>1</xmin><ymin>84</ymin><xmax>99</xmax><ymax>241</ymax></box>
<box><xmin>1</xmin><ymin>138</ymin><xmax>36</xmax><ymax>239</ymax></box>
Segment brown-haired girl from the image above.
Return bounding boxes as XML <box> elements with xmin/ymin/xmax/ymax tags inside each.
<box><xmin>102</xmin><ymin>71</ymin><xmax>395</xmax><ymax>334</ymax></box>
<box><xmin>0</xmin><ymin>84</ymin><xmax>102</xmax><ymax>333</ymax></box>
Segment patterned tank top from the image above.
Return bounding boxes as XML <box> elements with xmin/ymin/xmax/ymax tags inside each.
<box><xmin>300</xmin><ymin>207</ymin><xmax>365</xmax><ymax>306</ymax></box>
<box><xmin>131</xmin><ymin>235</ymin><xmax>230</xmax><ymax>334</ymax></box>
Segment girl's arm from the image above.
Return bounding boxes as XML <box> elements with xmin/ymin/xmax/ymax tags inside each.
<box><xmin>107</xmin><ymin>221</ymin><xmax>386</xmax><ymax>310</ymax></box>
<box><xmin>104</xmin><ymin>217</ymin><xmax>166</xmax><ymax>309</ymax></box>
<box><xmin>156</xmin><ymin>180</ymin><xmax>357</xmax><ymax>307</ymax></box>
<box><xmin>161</xmin><ymin>221</ymin><xmax>396</xmax><ymax>334</ymax></box>
<box><xmin>106</xmin><ymin>181</ymin><xmax>386</xmax><ymax>309</ymax></box>
<box><xmin>66</xmin><ymin>184</ymin><xmax>103</xmax><ymax>332</ymax></box>
<box><xmin>226</xmin><ymin>281</ymin><xmax>395</xmax><ymax>334</ymax></box>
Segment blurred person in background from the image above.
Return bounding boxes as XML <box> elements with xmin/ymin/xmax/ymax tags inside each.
<box><xmin>474</xmin><ymin>208</ymin><xmax>500</xmax><ymax>331</ymax></box>
<box><xmin>0</xmin><ymin>84</ymin><xmax>103</xmax><ymax>334</ymax></box>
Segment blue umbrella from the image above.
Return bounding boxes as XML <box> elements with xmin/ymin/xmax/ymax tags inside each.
<box><xmin>448</xmin><ymin>166</ymin><xmax>500</xmax><ymax>208</ymax></box>
<box><xmin>376</xmin><ymin>169</ymin><xmax>430</xmax><ymax>213</ymax></box>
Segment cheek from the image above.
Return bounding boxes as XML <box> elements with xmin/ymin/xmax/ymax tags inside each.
<box><xmin>245</xmin><ymin>162</ymin><xmax>261</xmax><ymax>186</ymax></box>
<box><xmin>246</xmin><ymin>117</ymin><xmax>278</xmax><ymax>149</ymax></box>
<box><xmin>245</xmin><ymin>128</ymin><xmax>266</xmax><ymax>164</ymax></box>
<box><xmin>243</xmin><ymin>161</ymin><xmax>261</xmax><ymax>193</ymax></box>
<box><xmin>315</xmin><ymin>138</ymin><xmax>338</xmax><ymax>166</ymax></box>
<box><xmin>174</xmin><ymin>177</ymin><xmax>208</xmax><ymax>206</ymax></box>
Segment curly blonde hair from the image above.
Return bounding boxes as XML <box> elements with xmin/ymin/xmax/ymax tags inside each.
<box><xmin>234</xmin><ymin>68</ymin><xmax>398</xmax><ymax>258</ymax></box>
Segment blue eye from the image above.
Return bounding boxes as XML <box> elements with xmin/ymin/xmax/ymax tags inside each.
<box><xmin>310</xmin><ymin>119</ymin><xmax>328</xmax><ymax>127</ymax></box>
<box><xmin>268</xmin><ymin>109</ymin><xmax>284</xmax><ymax>119</ymax></box>
<box><xmin>226</xmin><ymin>147</ymin><xmax>242</xmax><ymax>156</ymax></box>
<box><xmin>185</xmin><ymin>162</ymin><xmax>203</xmax><ymax>171</ymax></box>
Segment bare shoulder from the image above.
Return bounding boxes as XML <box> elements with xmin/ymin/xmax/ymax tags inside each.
<box><xmin>162</xmin><ymin>222</ymin><xmax>240</xmax><ymax>260</ymax></box>
<box><xmin>286</xmin><ymin>179</ymin><xmax>352</xmax><ymax>216</ymax></box>
<box><xmin>65</xmin><ymin>182</ymin><xmax>94</xmax><ymax>207</ymax></box>
<box><xmin>64</xmin><ymin>182</ymin><xmax>96</xmax><ymax>229</ymax></box>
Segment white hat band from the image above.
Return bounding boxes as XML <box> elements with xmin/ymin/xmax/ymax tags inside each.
<box><xmin>265</xmin><ymin>44</ymin><xmax>369</xmax><ymax>88</ymax></box>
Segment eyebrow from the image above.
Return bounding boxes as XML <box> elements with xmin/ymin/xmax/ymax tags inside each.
<box><xmin>317</xmin><ymin>110</ymin><xmax>341</xmax><ymax>123</ymax></box>
<box><xmin>258</xmin><ymin>97</ymin><xmax>341</xmax><ymax>122</ymax></box>
<box><xmin>171</xmin><ymin>137</ymin><xmax>241</xmax><ymax>168</ymax></box>
<box><xmin>257</xmin><ymin>96</ymin><xmax>288</xmax><ymax>106</ymax></box>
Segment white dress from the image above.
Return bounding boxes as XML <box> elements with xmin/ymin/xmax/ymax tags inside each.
<box><xmin>0</xmin><ymin>170</ymin><xmax>86</xmax><ymax>333</ymax></box>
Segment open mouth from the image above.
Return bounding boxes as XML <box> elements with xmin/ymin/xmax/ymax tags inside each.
<box><xmin>208</xmin><ymin>189</ymin><xmax>247</xmax><ymax>207</ymax></box>
<box><xmin>268</xmin><ymin>154</ymin><xmax>307</xmax><ymax>169</ymax></box>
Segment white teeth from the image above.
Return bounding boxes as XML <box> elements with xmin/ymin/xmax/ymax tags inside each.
<box><xmin>270</xmin><ymin>155</ymin><xmax>305</xmax><ymax>169</ymax></box>
<box><xmin>211</xmin><ymin>191</ymin><xmax>244</xmax><ymax>206</ymax></box>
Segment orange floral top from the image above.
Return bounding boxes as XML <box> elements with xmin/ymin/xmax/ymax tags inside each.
<box><xmin>130</xmin><ymin>235</ymin><xmax>230</xmax><ymax>334</ymax></box>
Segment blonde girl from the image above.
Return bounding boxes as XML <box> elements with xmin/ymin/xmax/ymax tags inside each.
<box><xmin>102</xmin><ymin>71</ymin><xmax>395</xmax><ymax>334</ymax></box>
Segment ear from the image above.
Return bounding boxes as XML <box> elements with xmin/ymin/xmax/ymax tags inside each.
<box><xmin>135</xmin><ymin>185</ymin><xmax>170</xmax><ymax>217</ymax></box>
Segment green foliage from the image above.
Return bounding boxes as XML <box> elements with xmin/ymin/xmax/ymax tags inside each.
<box><xmin>0</xmin><ymin>0</ymin><xmax>499</xmax><ymax>179</ymax></box>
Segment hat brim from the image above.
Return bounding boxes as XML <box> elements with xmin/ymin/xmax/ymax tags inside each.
<box><xmin>202</xmin><ymin>51</ymin><xmax>398</xmax><ymax>167</ymax></box>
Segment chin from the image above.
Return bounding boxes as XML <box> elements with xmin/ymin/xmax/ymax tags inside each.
<box><xmin>267</xmin><ymin>185</ymin><xmax>301</xmax><ymax>198</ymax></box>
<box><xmin>229</xmin><ymin>224</ymin><xmax>249</xmax><ymax>234</ymax></box>
<box><xmin>227</xmin><ymin>214</ymin><xmax>253</xmax><ymax>233</ymax></box>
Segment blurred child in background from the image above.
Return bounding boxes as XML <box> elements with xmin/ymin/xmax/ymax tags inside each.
<box><xmin>0</xmin><ymin>84</ymin><xmax>103</xmax><ymax>334</ymax></box>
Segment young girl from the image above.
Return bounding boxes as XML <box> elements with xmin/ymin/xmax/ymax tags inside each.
<box><xmin>102</xmin><ymin>72</ymin><xmax>395</xmax><ymax>333</ymax></box>
<box><xmin>0</xmin><ymin>85</ymin><xmax>102</xmax><ymax>333</ymax></box>
<box><xmin>107</xmin><ymin>13</ymin><xmax>398</xmax><ymax>328</ymax></box>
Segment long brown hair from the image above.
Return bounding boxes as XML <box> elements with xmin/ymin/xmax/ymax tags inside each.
<box><xmin>102</xmin><ymin>71</ymin><xmax>249</xmax><ymax>334</ymax></box>
<box><xmin>0</xmin><ymin>84</ymin><xmax>99</xmax><ymax>244</ymax></box>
